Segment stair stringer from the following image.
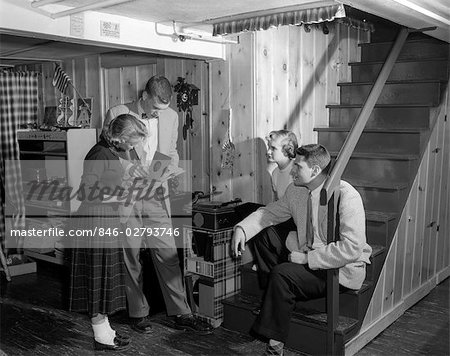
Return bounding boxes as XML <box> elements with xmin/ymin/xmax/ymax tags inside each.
<box><xmin>344</xmin><ymin>85</ymin><xmax>450</xmax><ymax>356</ymax></box>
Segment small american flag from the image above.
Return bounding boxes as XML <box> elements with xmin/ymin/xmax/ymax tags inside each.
<box><xmin>52</xmin><ymin>63</ymin><xmax>71</xmax><ymax>94</ymax></box>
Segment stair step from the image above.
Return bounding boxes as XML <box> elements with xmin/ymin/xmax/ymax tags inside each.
<box><xmin>345</xmin><ymin>178</ymin><xmax>408</xmax><ymax>190</ymax></box>
<box><xmin>369</xmin><ymin>27</ymin><xmax>432</xmax><ymax>43</ymax></box>
<box><xmin>366</xmin><ymin>210</ymin><xmax>397</xmax><ymax>223</ymax></box>
<box><xmin>329</xmin><ymin>151</ymin><xmax>419</xmax><ymax>183</ymax></box>
<box><xmin>366</xmin><ymin>210</ymin><xmax>398</xmax><ymax>246</ymax></box>
<box><xmin>349</xmin><ymin>58</ymin><xmax>449</xmax><ymax>82</ymax></box>
<box><xmin>316</xmin><ymin>127</ymin><xmax>425</xmax><ymax>155</ymax></box>
<box><xmin>316</xmin><ymin>126</ymin><xmax>428</xmax><ymax>133</ymax></box>
<box><xmin>241</xmin><ymin>264</ymin><xmax>262</xmax><ymax>298</ymax></box>
<box><xmin>241</xmin><ymin>242</ymin><xmax>382</xmax><ymax>302</ymax></box>
<box><xmin>338</xmin><ymin>80</ymin><xmax>442</xmax><ymax>106</ymax></box>
<box><xmin>371</xmin><ymin>244</ymin><xmax>385</xmax><ymax>257</ymax></box>
<box><xmin>294</xmin><ymin>282</ymin><xmax>374</xmax><ymax>320</ymax></box>
<box><xmin>327</xmin><ymin>105</ymin><xmax>432</xmax><ymax>129</ymax></box>
<box><xmin>345</xmin><ymin>178</ymin><xmax>408</xmax><ymax>213</ymax></box>
<box><xmin>330</xmin><ymin>151</ymin><xmax>417</xmax><ymax>160</ymax></box>
<box><xmin>222</xmin><ymin>293</ymin><xmax>359</xmax><ymax>354</ymax></box>
<box><xmin>368</xmin><ymin>245</ymin><xmax>386</xmax><ymax>282</ymax></box>
<box><xmin>359</xmin><ymin>39</ymin><xmax>449</xmax><ymax>62</ymax></box>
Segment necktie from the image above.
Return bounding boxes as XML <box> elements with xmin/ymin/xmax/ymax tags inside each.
<box><xmin>306</xmin><ymin>190</ymin><xmax>314</xmax><ymax>249</ymax></box>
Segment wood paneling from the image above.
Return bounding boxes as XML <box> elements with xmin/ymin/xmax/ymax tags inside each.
<box><xmin>229</xmin><ymin>33</ymin><xmax>255</xmax><ymax>203</ymax></box>
<box><xmin>104</xmin><ymin>67</ymin><xmax>121</xmax><ymax>109</ymax></box>
<box><xmin>382</xmin><ymin>238</ymin><xmax>396</xmax><ymax>314</ymax></box>
<box><xmin>85</xmin><ymin>56</ymin><xmax>101</xmax><ymax>128</ymax></box>
<box><xmin>436</xmin><ymin>101</ymin><xmax>450</xmax><ymax>274</ymax></box>
<box><xmin>121</xmin><ymin>66</ymin><xmax>138</xmax><ymax>104</ymax></box>
<box><xmin>393</xmin><ymin>217</ymin><xmax>406</xmax><ymax>305</ymax></box>
<box><xmin>422</xmin><ymin>126</ymin><xmax>439</xmax><ymax>283</ymax></box>
<box><xmin>210</xmin><ymin>23</ymin><xmax>370</xmax><ymax>203</ymax></box>
<box><xmin>21</xmin><ymin>22</ymin><xmax>369</xmax><ymax>204</ymax></box>
<box><xmin>21</xmin><ymin>55</ymin><xmax>208</xmax><ymax>192</ymax></box>
<box><xmin>102</xmin><ymin>57</ymin><xmax>209</xmax><ymax>193</ymax></box>
<box><xmin>401</xmin><ymin>170</ymin><xmax>420</xmax><ymax>298</ymax></box>
<box><xmin>255</xmin><ymin>29</ymin><xmax>275</xmax><ymax>204</ymax></box>
<box><xmin>184</xmin><ymin>60</ymin><xmax>209</xmax><ymax>192</ymax></box>
<box><xmin>210</xmin><ymin>57</ymin><xmax>232</xmax><ymax>201</ymax></box>
<box><xmin>41</xmin><ymin>63</ymin><xmax>59</xmax><ymax>109</ymax></box>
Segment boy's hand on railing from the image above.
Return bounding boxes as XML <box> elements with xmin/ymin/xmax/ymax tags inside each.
<box><xmin>288</xmin><ymin>251</ymin><xmax>308</xmax><ymax>264</ymax></box>
<box><xmin>231</xmin><ymin>227</ymin><xmax>246</xmax><ymax>258</ymax></box>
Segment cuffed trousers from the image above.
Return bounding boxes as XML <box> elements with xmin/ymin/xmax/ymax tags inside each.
<box><xmin>123</xmin><ymin>199</ymin><xmax>190</xmax><ymax>318</ymax></box>
<box><xmin>251</xmin><ymin>223</ymin><xmax>327</xmax><ymax>343</ymax></box>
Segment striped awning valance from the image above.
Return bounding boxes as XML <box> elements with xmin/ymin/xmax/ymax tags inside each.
<box><xmin>212</xmin><ymin>3</ymin><xmax>373</xmax><ymax>36</ymax></box>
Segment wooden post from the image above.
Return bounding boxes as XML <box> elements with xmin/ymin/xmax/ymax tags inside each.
<box><xmin>321</xmin><ymin>27</ymin><xmax>410</xmax><ymax>355</ymax></box>
<box><xmin>326</xmin><ymin>191</ymin><xmax>340</xmax><ymax>355</ymax></box>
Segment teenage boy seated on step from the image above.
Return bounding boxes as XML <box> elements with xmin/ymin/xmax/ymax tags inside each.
<box><xmin>231</xmin><ymin>144</ymin><xmax>372</xmax><ymax>356</ymax></box>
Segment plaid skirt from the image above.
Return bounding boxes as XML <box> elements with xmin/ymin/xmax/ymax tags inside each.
<box><xmin>68</xmin><ymin>203</ymin><xmax>127</xmax><ymax>316</ymax></box>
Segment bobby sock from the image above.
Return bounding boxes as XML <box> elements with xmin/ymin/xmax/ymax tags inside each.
<box><xmin>269</xmin><ymin>339</ymin><xmax>284</xmax><ymax>347</ymax></box>
<box><xmin>104</xmin><ymin>316</ymin><xmax>116</xmax><ymax>338</ymax></box>
<box><xmin>92</xmin><ymin>319</ymin><xmax>115</xmax><ymax>345</ymax></box>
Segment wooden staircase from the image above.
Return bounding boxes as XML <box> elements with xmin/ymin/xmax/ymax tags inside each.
<box><xmin>221</xmin><ymin>33</ymin><xmax>449</xmax><ymax>355</ymax></box>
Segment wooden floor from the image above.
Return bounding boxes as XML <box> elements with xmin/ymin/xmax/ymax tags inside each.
<box><xmin>355</xmin><ymin>277</ymin><xmax>449</xmax><ymax>356</ymax></box>
<box><xmin>0</xmin><ymin>262</ymin><xmax>448</xmax><ymax>356</ymax></box>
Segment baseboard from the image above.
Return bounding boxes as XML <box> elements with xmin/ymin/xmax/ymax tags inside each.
<box><xmin>345</xmin><ymin>268</ymin><xmax>447</xmax><ymax>356</ymax></box>
<box><xmin>436</xmin><ymin>265</ymin><xmax>450</xmax><ymax>283</ymax></box>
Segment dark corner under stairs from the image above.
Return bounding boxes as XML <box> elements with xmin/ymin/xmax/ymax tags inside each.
<box><xmin>221</xmin><ymin>26</ymin><xmax>449</xmax><ymax>355</ymax></box>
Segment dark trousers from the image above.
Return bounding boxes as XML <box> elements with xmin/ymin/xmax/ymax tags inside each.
<box><xmin>251</xmin><ymin>223</ymin><xmax>327</xmax><ymax>343</ymax></box>
<box><xmin>252</xmin><ymin>218</ymin><xmax>296</xmax><ymax>289</ymax></box>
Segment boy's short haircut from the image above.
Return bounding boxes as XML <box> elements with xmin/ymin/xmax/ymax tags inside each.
<box><xmin>296</xmin><ymin>144</ymin><xmax>331</xmax><ymax>172</ymax></box>
<box><xmin>145</xmin><ymin>75</ymin><xmax>172</xmax><ymax>104</ymax></box>
<box><xmin>266</xmin><ymin>130</ymin><xmax>299</xmax><ymax>159</ymax></box>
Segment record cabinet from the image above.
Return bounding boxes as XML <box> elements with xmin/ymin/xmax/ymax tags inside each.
<box><xmin>183</xmin><ymin>202</ymin><xmax>242</xmax><ymax>327</ymax></box>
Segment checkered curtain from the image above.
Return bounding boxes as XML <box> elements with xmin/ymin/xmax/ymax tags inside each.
<box><xmin>0</xmin><ymin>71</ymin><xmax>39</xmax><ymax>245</ymax></box>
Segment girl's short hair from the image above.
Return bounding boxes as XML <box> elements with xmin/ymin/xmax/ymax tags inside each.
<box><xmin>104</xmin><ymin>114</ymin><xmax>147</xmax><ymax>147</ymax></box>
<box><xmin>266</xmin><ymin>130</ymin><xmax>299</xmax><ymax>159</ymax></box>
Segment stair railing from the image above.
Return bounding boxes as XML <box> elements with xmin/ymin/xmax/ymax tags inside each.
<box><xmin>320</xmin><ymin>26</ymin><xmax>410</xmax><ymax>355</ymax></box>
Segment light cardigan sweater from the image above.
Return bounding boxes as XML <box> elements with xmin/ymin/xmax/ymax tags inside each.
<box><xmin>236</xmin><ymin>180</ymin><xmax>372</xmax><ymax>290</ymax></box>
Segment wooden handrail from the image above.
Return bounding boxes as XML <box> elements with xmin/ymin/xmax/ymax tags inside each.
<box><xmin>323</xmin><ymin>27</ymin><xmax>410</xmax><ymax>355</ymax></box>
<box><xmin>320</xmin><ymin>27</ymin><xmax>410</xmax><ymax>206</ymax></box>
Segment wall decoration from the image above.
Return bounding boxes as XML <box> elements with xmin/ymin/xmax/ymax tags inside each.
<box><xmin>56</xmin><ymin>95</ymin><xmax>74</xmax><ymax>127</ymax></box>
<box><xmin>52</xmin><ymin>63</ymin><xmax>92</xmax><ymax>128</ymax></box>
<box><xmin>174</xmin><ymin>77</ymin><xmax>199</xmax><ymax>140</ymax></box>
<box><xmin>75</xmin><ymin>97</ymin><xmax>92</xmax><ymax>127</ymax></box>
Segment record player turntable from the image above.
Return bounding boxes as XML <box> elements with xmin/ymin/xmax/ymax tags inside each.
<box><xmin>191</xmin><ymin>198</ymin><xmax>242</xmax><ymax>231</ymax></box>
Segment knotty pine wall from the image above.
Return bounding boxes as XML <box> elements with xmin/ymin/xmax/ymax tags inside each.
<box><xmin>347</xmin><ymin>89</ymin><xmax>450</xmax><ymax>355</ymax></box>
<box><xmin>22</xmin><ymin>56</ymin><xmax>210</xmax><ymax>193</ymax></box>
<box><xmin>22</xmin><ymin>22</ymin><xmax>368</xmax><ymax>202</ymax></box>
<box><xmin>210</xmin><ymin>22</ymin><xmax>370</xmax><ymax>204</ymax></box>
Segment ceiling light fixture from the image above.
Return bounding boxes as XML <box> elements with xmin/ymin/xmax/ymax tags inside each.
<box><xmin>391</xmin><ymin>0</ymin><xmax>450</xmax><ymax>26</ymax></box>
<box><xmin>49</xmin><ymin>0</ymin><xmax>135</xmax><ymax>19</ymax></box>
<box><xmin>31</xmin><ymin>0</ymin><xmax>66</xmax><ymax>7</ymax></box>
<box><xmin>154</xmin><ymin>21</ymin><xmax>239</xmax><ymax>45</ymax></box>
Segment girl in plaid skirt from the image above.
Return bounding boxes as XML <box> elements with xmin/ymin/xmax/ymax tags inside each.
<box><xmin>69</xmin><ymin>114</ymin><xmax>147</xmax><ymax>351</ymax></box>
